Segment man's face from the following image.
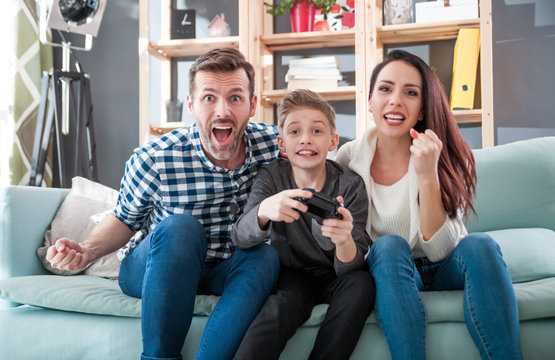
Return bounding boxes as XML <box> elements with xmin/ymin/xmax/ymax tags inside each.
<box><xmin>187</xmin><ymin>69</ymin><xmax>257</xmax><ymax>168</ymax></box>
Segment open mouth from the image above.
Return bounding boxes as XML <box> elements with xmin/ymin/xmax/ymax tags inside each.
<box><xmin>296</xmin><ymin>150</ymin><xmax>318</xmax><ymax>157</ymax></box>
<box><xmin>384</xmin><ymin>113</ymin><xmax>405</xmax><ymax>124</ymax></box>
<box><xmin>212</xmin><ymin>125</ymin><xmax>233</xmax><ymax>145</ymax></box>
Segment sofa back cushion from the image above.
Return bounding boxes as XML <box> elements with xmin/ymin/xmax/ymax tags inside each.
<box><xmin>0</xmin><ymin>275</ymin><xmax>220</xmax><ymax>318</ymax></box>
<box><xmin>467</xmin><ymin>136</ymin><xmax>555</xmax><ymax>233</ymax></box>
<box><xmin>487</xmin><ymin>228</ymin><xmax>555</xmax><ymax>283</ymax></box>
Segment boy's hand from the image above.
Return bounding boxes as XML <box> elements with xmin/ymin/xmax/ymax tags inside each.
<box><xmin>321</xmin><ymin>196</ymin><xmax>354</xmax><ymax>247</ymax></box>
<box><xmin>321</xmin><ymin>196</ymin><xmax>358</xmax><ymax>263</ymax></box>
<box><xmin>257</xmin><ymin>189</ymin><xmax>313</xmax><ymax>229</ymax></box>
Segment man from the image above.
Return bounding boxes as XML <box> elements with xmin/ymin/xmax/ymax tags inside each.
<box><xmin>46</xmin><ymin>48</ymin><xmax>280</xmax><ymax>360</ymax></box>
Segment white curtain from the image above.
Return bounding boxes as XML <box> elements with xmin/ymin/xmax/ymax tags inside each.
<box><xmin>1</xmin><ymin>0</ymin><xmax>52</xmax><ymax>186</ymax></box>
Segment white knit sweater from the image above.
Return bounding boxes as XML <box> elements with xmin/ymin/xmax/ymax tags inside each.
<box><xmin>335</xmin><ymin>124</ymin><xmax>467</xmax><ymax>261</ymax></box>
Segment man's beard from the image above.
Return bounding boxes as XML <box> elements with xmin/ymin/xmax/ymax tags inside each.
<box><xmin>198</xmin><ymin>119</ymin><xmax>248</xmax><ymax>161</ymax></box>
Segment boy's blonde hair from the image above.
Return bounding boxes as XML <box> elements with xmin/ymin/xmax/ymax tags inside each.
<box><xmin>277</xmin><ymin>89</ymin><xmax>336</xmax><ymax>134</ymax></box>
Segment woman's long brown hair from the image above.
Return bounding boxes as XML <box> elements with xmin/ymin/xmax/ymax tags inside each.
<box><xmin>369</xmin><ymin>50</ymin><xmax>476</xmax><ymax>218</ymax></box>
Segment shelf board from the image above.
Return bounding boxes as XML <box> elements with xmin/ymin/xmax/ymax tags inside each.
<box><xmin>148</xmin><ymin>36</ymin><xmax>240</xmax><ymax>60</ymax></box>
<box><xmin>261</xmin><ymin>88</ymin><xmax>481</xmax><ymax>124</ymax></box>
<box><xmin>260</xmin><ymin>29</ymin><xmax>355</xmax><ymax>51</ymax></box>
<box><xmin>453</xmin><ymin>109</ymin><xmax>482</xmax><ymax>124</ymax></box>
<box><xmin>150</xmin><ymin>122</ymin><xmax>192</xmax><ymax>136</ymax></box>
<box><xmin>149</xmin><ymin>108</ymin><xmax>480</xmax><ymax>135</ymax></box>
<box><xmin>378</xmin><ymin>19</ymin><xmax>480</xmax><ymax>44</ymax></box>
<box><xmin>261</xmin><ymin>86</ymin><xmax>356</xmax><ymax>107</ymax></box>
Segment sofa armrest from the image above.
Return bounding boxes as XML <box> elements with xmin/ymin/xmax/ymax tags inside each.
<box><xmin>0</xmin><ymin>186</ymin><xmax>70</xmax><ymax>280</ymax></box>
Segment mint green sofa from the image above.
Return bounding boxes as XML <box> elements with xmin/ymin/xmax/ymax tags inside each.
<box><xmin>1</xmin><ymin>136</ymin><xmax>555</xmax><ymax>360</ymax></box>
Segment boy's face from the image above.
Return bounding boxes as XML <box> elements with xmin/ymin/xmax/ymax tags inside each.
<box><xmin>278</xmin><ymin>107</ymin><xmax>338</xmax><ymax>172</ymax></box>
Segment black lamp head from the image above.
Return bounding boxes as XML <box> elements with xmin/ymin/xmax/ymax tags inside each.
<box><xmin>58</xmin><ymin>0</ymin><xmax>99</xmax><ymax>25</ymax></box>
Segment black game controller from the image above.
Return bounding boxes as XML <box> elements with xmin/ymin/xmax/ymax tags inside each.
<box><xmin>295</xmin><ymin>188</ymin><xmax>344</xmax><ymax>220</ymax></box>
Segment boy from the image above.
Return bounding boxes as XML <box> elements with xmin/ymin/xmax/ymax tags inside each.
<box><xmin>232</xmin><ymin>89</ymin><xmax>375</xmax><ymax>360</ymax></box>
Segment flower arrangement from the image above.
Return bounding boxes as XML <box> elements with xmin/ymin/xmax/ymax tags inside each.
<box><xmin>315</xmin><ymin>0</ymin><xmax>355</xmax><ymax>31</ymax></box>
<box><xmin>264</xmin><ymin>0</ymin><xmax>338</xmax><ymax>16</ymax></box>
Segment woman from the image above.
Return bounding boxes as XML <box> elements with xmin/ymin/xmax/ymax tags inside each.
<box><xmin>335</xmin><ymin>50</ymin><xmax>522</xmax><ymax>359</ymax></box>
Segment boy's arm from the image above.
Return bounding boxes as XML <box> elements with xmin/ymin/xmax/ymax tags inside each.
<box><xmin>232</xmin><ymin>168</ymin><xmax>275</xmax><ymax>249</ymax></box>
<box><xmin>232</xmin><ymin>166</ymin><xmax>313</xmax><ymax>249</ymax></box>
<box><xmin>333</xmin><ymin>176</ymin><xmax>371</xmax><ymax>275</ymax></box>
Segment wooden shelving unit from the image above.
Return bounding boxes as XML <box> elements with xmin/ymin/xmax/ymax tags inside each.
<box><xmin>139</xmin><ymin>0</ymin><xmax>493</xmax><ymax>146</ymax></box>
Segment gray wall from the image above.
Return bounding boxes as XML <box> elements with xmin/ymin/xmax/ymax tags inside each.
<box><xmin>57</xmin><ymin>0</ymin><xmax>554</xmax><ymax>188</ymax></box>
<box><xmin>53</xmin><ymin>0</ymin><xmax>139</xmax><ymax>189</ymax></box>
<box><xmin>492</xmin><ymin>0</ymin><xmax>555</xmax><ymax>144</ymax></box>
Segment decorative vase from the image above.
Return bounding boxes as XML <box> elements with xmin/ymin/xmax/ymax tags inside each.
<box><xmin>290</xmin><ymin>1</ymin><xmax>316</xmax><ymax>32</ymax></box>
<box><xmin>384</xmin><ymin>0</ymin><xmax>413</xmax><ymax>25</ymax></box>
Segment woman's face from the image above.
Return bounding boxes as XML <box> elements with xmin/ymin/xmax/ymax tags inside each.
<box><xmin>369</xmin><ymin>60</ymin><xmax>423</xmax><ymax>140</ymax></box>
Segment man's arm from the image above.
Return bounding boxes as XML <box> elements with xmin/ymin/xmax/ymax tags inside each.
<box><xmin>46</xmin><ymin>214</ymin><xmax>135</xmax><ymax>271</ymax></box>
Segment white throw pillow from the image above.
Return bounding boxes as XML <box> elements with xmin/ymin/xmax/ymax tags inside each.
<box><xmin>36</xmin><ymin>176</ymin><xmax>122</xmax><ymax>279</ymax></box>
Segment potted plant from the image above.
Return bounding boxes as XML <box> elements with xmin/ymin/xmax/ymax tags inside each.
<box><xmin>264</xmin><ymin>0</ymin><xmax>337</xmax><ymax>32</ymax></box>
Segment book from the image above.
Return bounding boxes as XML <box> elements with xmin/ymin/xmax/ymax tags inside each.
<box><xmin>287</xmin><ymin>78</ymin><xmax>340</xmax><ymax>90</ymax></box>
<box><xmin>450</xmin><ymin>28</ymin><xmax>480</xmax><ymax>110</ymax></box>
<box><xmin>285</xmin><ymin>68</ymin><xmax>342</xmax><ymax>81</ymax></box>
<box><xmin>288</xmin><ymin>56</ymin><xmax>340</xmax><ymax>68</ymax></box>
<box><xmin>285</xmin><ymin>56</ymin><xmax>341</xmax><ymax>90</ymax></box>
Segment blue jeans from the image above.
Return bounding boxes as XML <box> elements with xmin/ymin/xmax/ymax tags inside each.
<box><xmin>367</xmin><ymin>233</ymin><xmax>522</xmax><ymax>360</ymax></box>
<box><xmin>118</xmin><ymin>214</ymin><xmax>279</xmax><ymax>360</ymax></box>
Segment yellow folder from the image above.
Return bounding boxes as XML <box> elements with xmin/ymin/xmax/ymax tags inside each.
<box><xmin>450</xmin><ymin>28</ymin><xmax>480</xmax><ymax>110</ymax></box>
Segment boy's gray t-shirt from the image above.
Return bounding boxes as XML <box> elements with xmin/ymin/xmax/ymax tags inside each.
<box><xmin>232</xmin><ymin>158</ymin><xmax>370</xmax><ymax>276</ymax></box>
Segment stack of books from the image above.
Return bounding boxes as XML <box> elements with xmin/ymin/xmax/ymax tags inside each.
<box><xmin>285</xmin><ymin>56</ymin><xmax>342</xmax><ymax>90</ymax></box>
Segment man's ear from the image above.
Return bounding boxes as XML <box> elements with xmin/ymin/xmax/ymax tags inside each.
<box><xmin>329</xmin><ymin>133</ymin><xmax>339</xmax><ymax>152</ymax></box>
<box><xmin>186</xmin><ymin>94</ymin><xmax>194</xmax><ymax>114</ymax></box>
<box><xmin>249</xmin><ymin>95</ymin><xmax>258</xmax><ymax>118</ymax></box>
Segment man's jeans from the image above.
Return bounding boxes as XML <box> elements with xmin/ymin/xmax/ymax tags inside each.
<box><xmin>118</xmin><ymin>214</ymin><xmax>279</xmax><ymax>360</ymax></box>
<box><xmin>367</xmin><ymin>233</ymin><xmax>522</xmax><ymax>360</ymax></box>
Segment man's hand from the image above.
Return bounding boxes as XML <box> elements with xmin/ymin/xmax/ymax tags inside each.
<box><xmin>46</xmin><ymin>238</ymin><xmax>93</xmax><ymax>271</ymax></box>
<box><xmin>257</xmin><ymin>189</ymin><xmax>313</xmax><ymax>229</ymax></box>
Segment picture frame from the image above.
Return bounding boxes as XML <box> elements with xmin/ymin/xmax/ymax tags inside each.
<box><xmin>171</xmin><ymin>9</ymin><xmax>195</xmax><ymax>39</ymax></box>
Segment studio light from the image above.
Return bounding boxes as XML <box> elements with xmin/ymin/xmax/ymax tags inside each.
<box><xmin>40</xmin><ymin>0</ymin><xmax>106</xmax><ymax>40</ymax></box>
<box><xmin>30</xmin><ymin>0</ymin><xmax>106</xmax><ymax>187</ymax></box>
<box><xmin>38</xmin><ymin>0</ymin><xmax>106</xmax><ymax>134</ymax></box>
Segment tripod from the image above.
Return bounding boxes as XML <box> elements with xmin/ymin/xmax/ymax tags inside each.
<box><xmin>29</xmin><ymin>68</ymin><xmax>98</xmax><ymax>188</ymax></box>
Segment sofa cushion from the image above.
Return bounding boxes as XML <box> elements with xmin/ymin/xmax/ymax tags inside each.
<box><xmin>36</xmin><ymin>177</ymin><xmax>121</xmax><ymax>279</ymax></box>
<box><xmin>486</xmin><ymin>228</ymin><xmax>555</xmax><ymax>283</ymax></box>
<box><xmin>2</xmin><ymin>274</ymin><xmax>555</xmax><ymax>325</ymax></box>
<box><xmin>0</xmin><ymin>275</ymin><xmax>218</xmax><ymax>318</ymax></box>
<box><xmin>296</xmin><ymin>277</ymin><xmax>555</xmax><ymax>327</ymax></box>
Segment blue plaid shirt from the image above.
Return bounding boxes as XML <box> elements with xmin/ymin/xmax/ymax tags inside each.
<box><xmin>115</xmin><ymin>122</ymin><xmax>279</xmax><ymax>261</ymax></box>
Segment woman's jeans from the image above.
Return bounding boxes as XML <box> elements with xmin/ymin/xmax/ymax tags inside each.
<box><xmin>118</xmin><ymin>214</ymin><xmax>279</xmax><ymax>360</ymax></box>
<box><xmin>367</xmin><ymin>233</ymin><xmax>522</xmax><ymax>360</ymax></box>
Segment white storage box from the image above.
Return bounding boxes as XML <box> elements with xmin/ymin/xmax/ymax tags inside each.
<box><xmin>415</xmin><ymin>0</ymin><xmax>478</xmax><ymax>23</ymax></box>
